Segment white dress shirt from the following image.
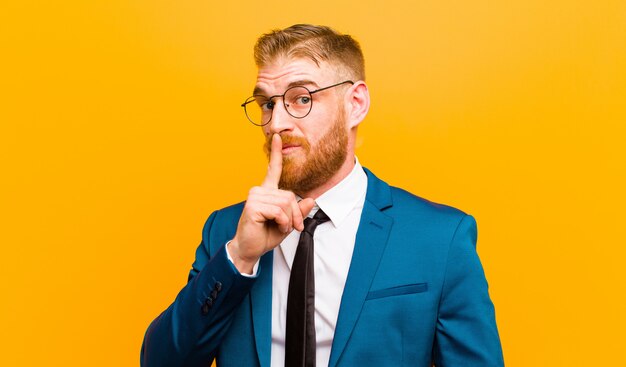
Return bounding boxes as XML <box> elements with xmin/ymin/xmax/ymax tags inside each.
<box><xmin>228</xmin><ymin>158</ymin><xmax>368</xmax><ymax>367</ymax></box>
<box><xmin>271</xmin><ymin>158</ymin><xmax>367</xmax><ymax>367</ymax></box>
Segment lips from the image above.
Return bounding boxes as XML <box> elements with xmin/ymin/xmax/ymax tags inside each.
<box><xmin>282</xmin><ymin>144</ymin><xmax>301</xmax><ymax>154</ymax></box>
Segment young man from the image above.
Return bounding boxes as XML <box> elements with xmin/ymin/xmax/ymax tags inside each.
<box><xmin>141</xmin><ymin>24</ymin><xmax>503</xmax><ymax>367</ymax></box>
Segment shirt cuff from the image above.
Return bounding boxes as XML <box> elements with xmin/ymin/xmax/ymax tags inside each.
<box><xmin>225</xmin><ymin>240</ymin><xmax>260</xmax><ymax>277</ymax></box>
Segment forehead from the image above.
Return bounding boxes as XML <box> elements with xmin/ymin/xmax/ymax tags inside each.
<box><xmin>254</xmin><ymin>57</ymin><xmax>334</xmax><ymax>94</ymax></box>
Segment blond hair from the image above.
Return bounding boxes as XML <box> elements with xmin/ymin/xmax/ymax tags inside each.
<box><xmin>254</xmin><ymin>24</ymin><xmax>365</xmax><ymax>81</ymax></box>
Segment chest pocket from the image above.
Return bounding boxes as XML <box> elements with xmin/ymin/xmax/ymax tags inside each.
<box><xmin>365</xmin><ymin>282</ymin><xmax>428</xmax><ymax>301</ymax></box>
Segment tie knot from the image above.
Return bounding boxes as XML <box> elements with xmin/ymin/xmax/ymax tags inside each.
<box><xmin>303</xmin><ymin>209</ymin><xmax>330</xmax><ymax>235</ymax></box>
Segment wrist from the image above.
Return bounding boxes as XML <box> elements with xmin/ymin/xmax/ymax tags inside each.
<box><xmin>228</xmin><ymin>239</ymin><xmax>259</xmax><ymax>274</ymax></box>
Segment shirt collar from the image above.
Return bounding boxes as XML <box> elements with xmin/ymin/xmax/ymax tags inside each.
<box><xmin>309</xmin><ymin>156</ymin><xmax>367</xmax><ymax>228</ymax></box>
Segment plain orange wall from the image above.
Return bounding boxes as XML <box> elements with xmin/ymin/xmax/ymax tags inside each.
<box><xmin>1</xmin><ymin>1</ymin><xmax>625</xmax><ymax>366</ymax></box>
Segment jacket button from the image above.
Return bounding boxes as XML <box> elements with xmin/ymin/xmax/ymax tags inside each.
<box><xmin>214</xmin><ymin>282</ymin><xmax>222</xmax><ymax>291</ymax></box>
<box><xmin>205</xmin><ymin>298</ymin><xmax>213</xmax><ymax>307</ymax></box>
<box><xmin>201</xmin><ymin>302</ymin><xmax>210</xmax><ymax>315</ymax></box>
<box><xmin>210</xmin><ymin>290</ymin><xmax>218</xmax><ymax>300</ymax></box>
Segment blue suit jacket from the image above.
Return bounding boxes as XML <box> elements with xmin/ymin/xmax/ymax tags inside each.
<box><xmin>141</xmin><ymin>168</ymin><xmax>503</xmax><ymax>366</ymax></box>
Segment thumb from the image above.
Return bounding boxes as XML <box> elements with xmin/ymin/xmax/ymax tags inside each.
<box><xmin>298</xmin><ymin>198</ymin><xmax>316</xmax><ymax>218</ymax></box>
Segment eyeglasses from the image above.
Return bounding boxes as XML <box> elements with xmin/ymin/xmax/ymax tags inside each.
<box><xmin>241</xmin><ymin>80</ymin><xmax>354</xmax><ymax>126</ymax></box>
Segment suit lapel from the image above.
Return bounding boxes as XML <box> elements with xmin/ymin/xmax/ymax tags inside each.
<box><xmin>250</xmin><ymin>250</ymin><xmax>273</xmax><ymax>367</ymax></box>
<box><xmin>328</xmin><ymin>169</ymin><xmax>394</xmax><ymax>367</ymax></box>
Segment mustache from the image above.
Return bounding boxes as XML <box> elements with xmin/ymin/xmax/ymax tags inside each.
<box><xmin>263</xmin><ymin>134</ymin><xmax>310</xmax><ymax>156</ymax></box>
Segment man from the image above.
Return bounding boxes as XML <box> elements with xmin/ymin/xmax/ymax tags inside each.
<box><xmin>141</xmin><ymin>24</ymin><xmax>503</xmax><ymax>367</ymax></box>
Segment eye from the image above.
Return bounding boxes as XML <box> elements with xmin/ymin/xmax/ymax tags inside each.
<box><xmin>257</xmin><ymin>99</ymin><xmax>274</xmax><ymax>111</ymax></box>
<box><xmin>294</xmin><ymin>95</ymin><xmax>311</xmax><ymax>105</ymax></box>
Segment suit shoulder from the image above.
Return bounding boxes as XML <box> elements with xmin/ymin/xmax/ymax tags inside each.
<box><xmin>362</xmin><ymin>167</ymin><xmax>469</xmax><ymax>225</ymax></box>
<box><xmin>384</xmin><ymin>186</ymin><xmax>476</xmax><ymax>248</ymax></box>
<box><xmin>201</xmin><ymin>201</ymin><xmax>245</xmax><ymax>239</ymax></box>
<box><xmin>387</xmin><ymin>185</ymin><xmax>469</xmax><ymax>222</ymax></box>
<box><xmin>211</xmin><ymin>201</ymin><xmax>245</xmax><ymax>223</ymax></box>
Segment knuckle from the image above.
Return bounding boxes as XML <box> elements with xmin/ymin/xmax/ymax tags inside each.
<box><xmin>279</xmin><ymin>196</ymin><xmax>290</xmax><ymax>208</ymax></box>
<box><xmin>279</xmin><ymin>189</ymin><xmax>296</xmax><ymax>201</ymax></box>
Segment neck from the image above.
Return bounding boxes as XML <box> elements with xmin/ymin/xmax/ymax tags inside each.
<box><xmin>295</xmin><ymin>156</ymin><xmax>356</xmax><ymax>200</ymax></box>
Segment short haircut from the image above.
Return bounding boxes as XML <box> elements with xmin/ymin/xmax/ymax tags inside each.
<box><xmin>254</xmin><ymin>24</ymin><xmax>365</xmax><ymax>81</ymax></box>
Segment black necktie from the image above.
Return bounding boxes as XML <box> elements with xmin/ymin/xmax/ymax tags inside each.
<box><xmin>285</xmin><ymin>209</ymin><xmax>330</xmax><ymax>367</ymax></box>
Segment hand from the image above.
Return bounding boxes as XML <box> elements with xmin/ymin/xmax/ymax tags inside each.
<box><xmin>229</xmin><ymin>134</ymin><xmax>315</xmax><ymax>273</ymax></box>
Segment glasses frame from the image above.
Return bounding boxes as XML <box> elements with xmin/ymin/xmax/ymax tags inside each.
<box><xmin>241</xmin><ymin>80</ymin><xmax>354</xmax><ymax>126</ymax></box>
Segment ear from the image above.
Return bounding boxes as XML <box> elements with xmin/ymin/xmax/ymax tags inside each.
<box><xmin>345</xmin><ymin>81</ymin><xmax>370</xmax><ymax>129</ymax></box>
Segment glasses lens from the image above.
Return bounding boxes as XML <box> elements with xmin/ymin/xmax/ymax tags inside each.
<box><xmin>244</xmin><ymin>96</ymin><xmax>271</xmax><ymax>126</ymax></box>
<box><xmin>284</xmin><ymin>87</ymin><xmax>312</xmax><ymax>118</ymax></box>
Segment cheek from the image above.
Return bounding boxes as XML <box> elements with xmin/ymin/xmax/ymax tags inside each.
<box><xmin>300</xmin><ymin>113</ymin><xmax>332</xmax><ymax>140</ymax></box>
<box><xmin>298</xmin><ymin>126</ymin><xmax>320</xmax><ymax>146</ymax></box>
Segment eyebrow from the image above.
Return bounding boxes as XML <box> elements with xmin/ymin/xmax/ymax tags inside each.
<box><xmin>252</xmin><ymin>79</ymin><xmax>320</xmax><ymax>96</ymax></box>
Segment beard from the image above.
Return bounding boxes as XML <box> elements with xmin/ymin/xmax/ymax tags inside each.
<box><xmin>263</xmin><ymin>115</ymin><xmax>349</xmax><ymax>195</ymax></box>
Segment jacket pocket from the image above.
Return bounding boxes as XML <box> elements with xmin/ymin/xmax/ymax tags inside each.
<box><xmin>365</xmin><ymin>283</ymin><xmax>428</xmax><ymax>301</ymax></box>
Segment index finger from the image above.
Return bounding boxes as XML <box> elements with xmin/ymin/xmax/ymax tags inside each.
<box><xmin>262</xmin><ymin>133</ymin><xmax>283</xmax><ymax>188</ymax></box>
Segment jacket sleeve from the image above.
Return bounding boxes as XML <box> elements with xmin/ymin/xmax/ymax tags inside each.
<box><xmin>140</xmin><ymin>210</ymin><xmax>258</xmax><ymax>367</ymax></box>
<box><xmin>432</xmin><ymin>215</ymin><xmax>504</xmax><ymax>366</ymax></box>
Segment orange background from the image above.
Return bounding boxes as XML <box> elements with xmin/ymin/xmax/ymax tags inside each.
<box><xmin>1</xmin><ymin>1</ymin><xmax>625</xmax><ymax>366</ymax></box>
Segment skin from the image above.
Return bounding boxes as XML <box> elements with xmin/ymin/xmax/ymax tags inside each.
<box><xmin>229</xmin><ymin>57</ymin><xmax>370</xmax><ymax>274</ymax></box>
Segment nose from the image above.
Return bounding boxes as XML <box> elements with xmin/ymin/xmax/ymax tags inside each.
<box><xmin>265</xmin><ymin>98</ymin><xmax>295</xmax><ymax>136</ymax></box>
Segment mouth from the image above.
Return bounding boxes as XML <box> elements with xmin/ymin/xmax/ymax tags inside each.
<box><xmin>281</xmin><ymin>144</ymin><xmax>301</xmax><ymax>154</ymax></box>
